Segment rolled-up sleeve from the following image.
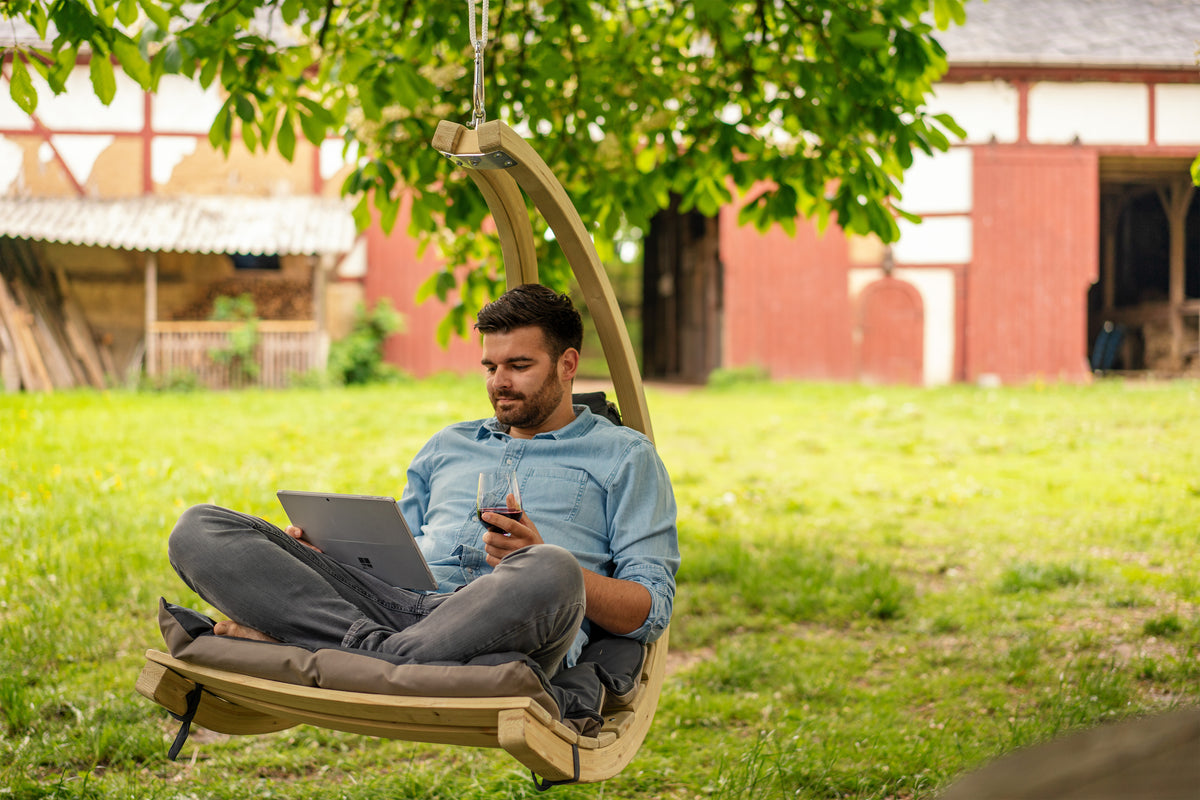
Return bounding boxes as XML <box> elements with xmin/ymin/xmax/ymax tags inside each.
<box><xmin>398</xmin><ymin>438</ymin><xmax>434</xmax><ymax>535</ymax></box>
<box><xmin>605</xmin><ymin>439</ymin><xmax>680</xmax><ymax>643</ymax></box>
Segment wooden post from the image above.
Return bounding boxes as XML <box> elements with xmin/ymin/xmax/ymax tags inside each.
<box><xmin>1099</xmin><ymin>195</ymin><xmax>1121</xmax><ymax>313</ymax></box>
<box><xmin>313</xmin><ymin>254</ymin><xmax>331</xmax><ymax>369</ymax></box>
<box><xmin>1158</xmin><ymin>179</ymin><xmax>1195</xmax><ymax>364</ymax></box>
<box><xmin>145</xmin><ymin>252</ymin><xmax>158</xmax><ymax>377</ymax></box>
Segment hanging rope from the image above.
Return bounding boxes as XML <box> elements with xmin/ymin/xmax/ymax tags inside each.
<box><xmin>468</xmin><ymin>0</ymin><xmax>489</xmax><ymax>128</ymax></box>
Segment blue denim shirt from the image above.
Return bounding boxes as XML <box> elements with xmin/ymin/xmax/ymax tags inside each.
<box><xmin>398</xmin><ymin>405</ymin><xmax>679</xmax><ymax>664</ymax></box>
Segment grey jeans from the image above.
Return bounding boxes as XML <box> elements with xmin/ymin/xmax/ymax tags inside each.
<box><xmin>167</xmin><ymin>504</ymin><xmax>585</xmax><ymax>676</ymax></box>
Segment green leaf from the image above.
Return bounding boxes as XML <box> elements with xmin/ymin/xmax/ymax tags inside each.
<box><xmin>375</xmin><ymin>190</ymin><xmax>400</xmax><ymax>233</ymax></box>
<box><xmin>116</xmin><ymin>0</ymin><xmax>139</xmax><ymax>26</ymax></box>
<box><xmin>435</xmin><ymin>270</ymin><xmax>457</xmax><ymax>302</ymax></box>
<box><xmin>635</xmin><ymin>147</ymin><xmax>657</xmax><ymax>174</ymax></box>
<box><xmin>137</xmin><ymin>0</ymin><xmax>172</xmax><ymax>30</ymax></box>
<box><xmin>297</xmin><ymin>106</ymin><xmax>327</xmax><ymax>146</ymax></box>
<box><xmin>736</xmin><ymin>198</ymin><xmax>764</xmax><ymax>232</ymax></box>
<box><xmin>257</xmin><ymin>105</ymin><xmax>280</xmax><ymax>147</ymax></box>
<box><xmin>281</xmin><ymin>0</ymin><xmax>303</xmax><ymax>24</ymax></box>
<box><xmin>845</xmin><ymin>30</ymin><xmax>888</xmax><ymax>49</ymax></box>
<box><xmin>162</xmin><ymin>39</ymin><xmax>183</xmax><ymax>74</ymax></box>
<box><xmin>434</xmin><ymin>304</ymin><xmax>467</xmax><ymax>348</ymax></box>
<box><xmin>932</xmin><ymin>0</ymin><xmax>950</xmax><ymax>30</ymax></box>
<box><xmin>234</xmin><ymin>94</ymin><xmax>255</xmax><ymax>122</ymax></box>
<box><xmin>778</xmin><ymin>214</ymin><xmax>797</xmax><ymax>238</ymax></box>
<box><xmin>414</xmin><ymin>271</ymin><xmax>442</xmax><ymax>304</ymax></box>
<box><xmin>26</xmin><ymin>50</ymin><xmax>51</xmax><ymax>81</ymax></box>
<box><xmin>175</xmin><ymin>38</ymin><xmax>197</xmax><ymax>78</ymax></box>
<box><xmin>95</xmin><ymin>0</ymin><xmax>117</xmax><ymax>27</ymax></box>
<box><xmin>51</xmin><ymin>1</ymin><xmax>98</xmax><ymax>43</ymax></box>
<box><xmin>208</xmin><ymin>99</ymin><xmax>233</xmax><ymax>152</ymax></box>
<box><xmin>410</xmin><ymin>194</ymin><xmax>434</xmax><ymax>232</ymax></box>
<box><xmin>111</xmin><ymin>36</ymin><xmax>150</xmax><ymax>86</ymax></box>
<box><xmin>296</xmin><ymin>97</ymin><xmax>334</xmax><ymax>125</ymax></box>
<box><xmin>352</xmin><ymin>193</ymin><xmax>372</xmax><ymax>230</ymax></box>
<box><xmin>931</xmin><ymin>0</ymin><xmax>967</xmax><ymax>30</ymax></box>
<box><xmin>388</xmin><ymin>64</ymin><xmax>424</xmax><ymax>108</ymax></box>
<box><xmin>241</xmin><ymin>118</ymin><xmax>259</xmax><ymax>152</ymax></box>
<box><xmin>46</xmin><ymin>45</ymin><xmax>77</xmax><ymax>93</ymax></box>
<box><xmin>89</xmin><ymin>55</ymin><xmax>117</xmax><ymax>105</ymax></box>
<box><xmin>933</xmin><ymin>112</ymin><xmax>967</xmax><ymax>140</ymax></box>
<box><xmin>9</xmin><ymin>54</ymin><xmax>38</xmax><ymax>115</ymax></box>
<box><xmin>435</xmin><ymin>312</ymin><xmax>454</xmax><ymax>349</ymax></box>
<box><xmin>28</xmin><ymin>3</ymin><xmax>49</xmax><ymax>39</ymax></box>
<box><xmin>198</xmin><ymin>51</ymin><xmax>220</xmax><ymax>88</ymax></box>
<box><xmin>276</xmin><ymin>110</ymin><xmax>296</xmax><ymax>160</ymax></box>
<box><xmin>1191</xmin><ymin>154</ymin><xmax>1200</xmax><ymax>187</ymax></box>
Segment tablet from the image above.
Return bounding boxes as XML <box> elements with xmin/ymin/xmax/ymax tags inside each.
<box><xmin>276</xmin><ymin>490</ymin><xmax>438</xmax><ymax>591</ymax></box>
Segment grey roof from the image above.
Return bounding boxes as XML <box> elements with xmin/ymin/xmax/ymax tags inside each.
<box><xmin>0</xmin><ymin>195</ymin><xmax>358</xmax><ymax>256</ymax></box>
<box><xmin>936</xmin><ymin>0</ymin><xmax>1200</xmax><ymax>69</ymax></box>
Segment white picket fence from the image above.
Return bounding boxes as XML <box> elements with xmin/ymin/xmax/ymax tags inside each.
<box><xmin>147</xmin><ymin>320</ymin><xmax>323</xmax><ymax>389</ymax></box>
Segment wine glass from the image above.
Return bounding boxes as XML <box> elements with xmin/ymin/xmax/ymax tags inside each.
<box><xmin>477</xmin><ymin>470</ymin><xmax>522</xmax><ymax>533</ymax></box>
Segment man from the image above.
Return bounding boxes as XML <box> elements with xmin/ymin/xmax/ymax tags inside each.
<box><xmin>168</xmin><ymin>284</ymin><xmax>678</xmax><ymax>677</ymax></box>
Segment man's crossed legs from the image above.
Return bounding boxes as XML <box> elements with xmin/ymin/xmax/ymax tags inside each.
<box><xmin>168</xmin><ymin>504</ymin><xmax>585</xmax><ymax>677</ymax></box>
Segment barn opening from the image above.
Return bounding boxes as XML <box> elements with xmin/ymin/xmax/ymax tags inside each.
<box><xmin>1091</xmin><ymin>158</ymin><xmax>1199</xmax><ymax>374</ymax></box>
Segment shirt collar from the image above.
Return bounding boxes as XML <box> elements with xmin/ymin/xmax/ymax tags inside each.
<box><xmin>476</xmin><ymin>405</ymin><xmax>597</xmax><ymax>441</ymax></box>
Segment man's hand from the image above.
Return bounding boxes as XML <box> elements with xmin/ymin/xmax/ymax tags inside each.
<box><xmin>481</xmin><ymin>513</ymin><xmax>653</xmax><ymax>635</ymax></box>
<box><xmin>481</xmin><ymin>511</ymin><xmax>544</xmax><ymax>567</ymax></box>
<box><xmin>285</xmin><ymin>525</ymin><xmax>323</xmax><ymax>553</ymax></box>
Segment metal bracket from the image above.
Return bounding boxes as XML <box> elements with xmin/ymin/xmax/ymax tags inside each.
<box><xmin>439</xmin><ymin>150</ymin><xmax>518</xmax><ymax>170</ymax></box>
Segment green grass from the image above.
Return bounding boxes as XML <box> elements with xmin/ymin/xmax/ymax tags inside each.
<box><xmin>2</xmin><ymin>377</ymin><xmax>1199</xmax><ymax>798</ymax></box>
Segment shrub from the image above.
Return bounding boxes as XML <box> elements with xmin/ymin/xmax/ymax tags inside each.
<box><xmin>328</xmin><ymin>298</ymin><xmax>406</xmax><ymax>385</ymax></box>
<box><xmin>208</xmin><ymin>293</ymin><xmax>260</xmax><ymax>383</ymax></box>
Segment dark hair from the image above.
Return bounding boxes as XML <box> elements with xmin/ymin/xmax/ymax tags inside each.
<box><xmin>475</xmin><ymin>284</ymin><xmax>583</xmax><ymax>359</ymax></box>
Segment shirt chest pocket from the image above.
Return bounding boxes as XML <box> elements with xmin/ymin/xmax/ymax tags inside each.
<box><xmin>519</xmin><ymin>467</ymin><xmax>591</xmax><ymax>524</ymax></box>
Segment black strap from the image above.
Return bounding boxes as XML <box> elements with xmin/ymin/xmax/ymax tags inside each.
<box><xmin>166</xmin><ymin>684</ymin><xmax>204</xmax><ymax>760</ymax></box>
<box><xmin>531</xmin><ymin>744</ymin><xmax>580</xmax><ymax>791</ymax></box>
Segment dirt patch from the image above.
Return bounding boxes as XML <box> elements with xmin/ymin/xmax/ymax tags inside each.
<box><xmin>666</xmin><ymin>646</ymin><xmax>715</xmax><ymax>676</ymax></box>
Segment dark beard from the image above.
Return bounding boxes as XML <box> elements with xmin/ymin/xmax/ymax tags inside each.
<box><xmin>490</xmin><ymin>369</ymin><xmax>564</xmax><ymax>430</ymax></box>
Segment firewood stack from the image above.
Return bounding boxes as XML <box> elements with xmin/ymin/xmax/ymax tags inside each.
<box><xmin>172</xmin><ymin>276</ymin><xmax>314</xmax><ymax>321</ymax></box>
<box><xmin>0</xmin><ymin>238</ymin><xmax>115</xmax><ymax>392</ymax></box>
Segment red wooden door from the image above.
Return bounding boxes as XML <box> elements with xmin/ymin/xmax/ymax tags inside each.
<box><xmin>967</xmin><ymin>147</ymin><xmax>1098</xmax><ymax>383</ymax></box>
<box><xmin>857</xmin><ymin>277</ymin><xmax>924</xmax><ymax>385</ymax></box>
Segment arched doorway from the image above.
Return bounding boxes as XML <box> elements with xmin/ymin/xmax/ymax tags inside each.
<box><xmin>856</xmin><ymin>276</ymin><xmax>924</xmax><ymax>385</ymax></box>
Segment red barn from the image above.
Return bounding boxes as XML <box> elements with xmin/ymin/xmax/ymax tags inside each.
<box><xmin>720</xmin><ymin>0</ymin><xmax>1200</xmax><ymax>385</ymax></box>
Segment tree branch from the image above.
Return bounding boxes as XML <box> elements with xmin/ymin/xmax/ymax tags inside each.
<box><xmin>317</xmin><ymin>0</ymin><xmax>337</xmax><ymax>49</ymax></box>
<box><xmin>204</xmin><ymin>0</ymin><xmax>246</xmax><ymax>26</ymax></box>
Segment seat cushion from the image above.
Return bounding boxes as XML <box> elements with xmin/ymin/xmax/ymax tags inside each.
<box><xmin>157</xmin><ymin>598</ymin><xmax>562</xmax><ymax>720</ymax></box>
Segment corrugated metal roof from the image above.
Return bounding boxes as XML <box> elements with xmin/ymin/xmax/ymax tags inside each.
<box><xmin>0</xmin><ymin>195</ymin><xmax>358</xmax><ymax>256</ymax></box>
<box><xmin>937</xmin><ymin>0</ymin><xmax>1200</xmax><ymax>69</ymax></box>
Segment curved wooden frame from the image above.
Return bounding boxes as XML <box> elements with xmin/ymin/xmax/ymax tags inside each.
<box><xmin>136</xmin><ymin>121</ymin><xmax>669</xmax><ymax>784</ymax></box>
<box><xmin>432</xmin><ymin>119</ymin><xmax>653</xmax><ymax>442</ymax></box>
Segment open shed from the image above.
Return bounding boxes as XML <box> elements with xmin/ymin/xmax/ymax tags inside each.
<box><xmin>0</xmin><ymin>194</ymin><xmax>359</xmax><ymax>390</ymax></box>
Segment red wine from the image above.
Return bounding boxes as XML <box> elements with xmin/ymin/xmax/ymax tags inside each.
<box><xmin>478</xmin><ymin>507</ymin><xmax>521</xmax><ymax>532</ymax></box>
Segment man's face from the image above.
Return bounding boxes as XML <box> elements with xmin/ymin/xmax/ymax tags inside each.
<box><xmin>481</xmin><ymin>326</ymin><xmax>567</xmax><ymax>434</ymax></box>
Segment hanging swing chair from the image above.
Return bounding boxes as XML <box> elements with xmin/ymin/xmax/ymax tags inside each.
<box><xmin>136</xmin><ymin>6</ymin><xmax>668</xmax><ymax>787</ymax></box>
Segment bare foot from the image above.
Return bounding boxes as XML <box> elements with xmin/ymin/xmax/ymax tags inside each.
<box><xmin>213</xmin><ymin>619</ymin><xmax>280</xmax><ymax>643</ymax></box>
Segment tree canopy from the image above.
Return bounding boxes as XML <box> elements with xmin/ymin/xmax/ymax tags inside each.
<box><xmin>4</xmin><ymin>0</ymin><xmax>970</xmax><ymax>334</ymax></box>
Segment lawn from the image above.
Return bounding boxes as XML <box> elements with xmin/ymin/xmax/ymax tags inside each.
<box><xmin>1</xmin><ymin>376</ymin><xmax>1198</xmax><ymax>799</ymax></box>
